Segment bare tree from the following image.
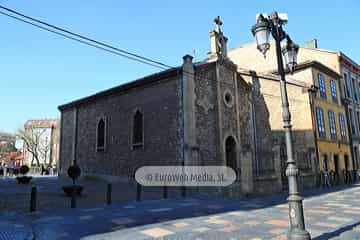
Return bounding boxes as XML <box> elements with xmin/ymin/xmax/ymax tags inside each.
<box><xmin>39</xmin><ymin>136</ymin><xmax>51</xmax><ymax>166</ymax></box>
<box><xmin>17</xmin><ymin>128</ymin><xmax>50</xmax><ymax>167</ymax></box>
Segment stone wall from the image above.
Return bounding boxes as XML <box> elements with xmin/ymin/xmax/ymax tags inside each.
<box><xmin>194</xmin><ymin>60</ymin><xmax>254</xmax><ymax>195</ymax></box>
<box><xmin>217</xmin><ymin>61</ymin><xmax>241</xmax><ymax>167</ymax></box>
<box><xmin>236</xmin><ymin>75</ymin><xmax>254</xmax><ymax>194</ymax></box>
<box><xmin>59</xmin><ymin>75</ymin><xmax>183</xmax><ymax>179</ymax></box>
<box><xmin>194</xmin><ymin>62</ymin><xmax>220</xmax><ymax>165</ymax></box>
<box><xmin>239</xmin><ymin>72</ymin><xmax>317</xmax><ymax>192</ymax></box>
<box><xmin>59</xmin><ymin>109</ymin><xmax>76</xmax><ymax>175</ymax></box>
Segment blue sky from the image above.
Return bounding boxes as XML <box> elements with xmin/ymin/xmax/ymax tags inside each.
<box><xmin>1</xmin><ymin>0</ymin><xmax>359</xmax><ymax>134</ymax></box>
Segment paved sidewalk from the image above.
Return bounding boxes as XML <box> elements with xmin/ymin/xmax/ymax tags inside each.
<box><xmin>0</xmin><ymin>184</ymin><xmax>360</xmax><ymax>240</ymax></box>
<box><xmin>0</xmin><ymin>176</ymin><xmax>176</xmax><ymax>212</ymax></box>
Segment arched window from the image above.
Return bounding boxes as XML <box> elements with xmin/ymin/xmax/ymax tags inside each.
<box><xmin>97</xmin><ymin>118</ymin><xmax>106</xmax><ymax>151</ymax></box>
<box><xmin>132</xmin><ymin>110</ymin><xmax>143</xmax><ymax>148</ymax></box>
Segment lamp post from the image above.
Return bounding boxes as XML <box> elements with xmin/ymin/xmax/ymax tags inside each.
<box><xmin>251</xmin><ymin>12</ymin><xmax>311</xmax><ymax>240</ymax></box>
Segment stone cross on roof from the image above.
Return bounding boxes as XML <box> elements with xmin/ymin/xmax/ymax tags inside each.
<box><xmin>214</xmin><ymin>16</ymin><xmax>222</xmax><ymax>33</ymax></box>
<box><xmin>208</xmin><ymin>16</ymin><xmax>227</xmax><ymax>59</ymax></box>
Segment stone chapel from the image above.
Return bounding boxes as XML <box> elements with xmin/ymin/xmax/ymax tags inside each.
<box><xmin>58</xmin><ymin>17</ymin><xmax>317</xmax><ymax>195</ymax></box>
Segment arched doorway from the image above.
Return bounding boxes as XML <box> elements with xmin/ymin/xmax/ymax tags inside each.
<box><xmin>225</xmin><ymin>136</ymin><xmax>237</xmax><ymax>171</ymax></box>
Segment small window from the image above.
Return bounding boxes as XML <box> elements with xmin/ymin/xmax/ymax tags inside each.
<box><xmin>339</xmin><ymin>113</ymin><xmax>347</xmax><ymax>140</ymax></box>
<box><xmin>296</xmin><ymin>149</ymin><xmax>312</xmax><ymax>171</ymax></box>
<box><xmin>318</xmin><ymin>73</ymin><xmax>326</xmax><ymax>99</ymax></box>
<box><xmin>330</xmin><ymin>80</ymin><xmax>337</xmax><ymax>103</ymax></box>
<box><xmin>297</xmin><ymin>151</ymin><xmax>308</xmax><ymax>170</ymax></box>
<box><xmin>316</xmin><ymin>107</ymin><xmax>326</xmax><ymax>138</ymax></box>
<box><xmin>224</xmin><ymin>91</ymin><xmax>234</xmax><ymax>107</ymax></box>
<box><xmin>328</xmin><ymin>111</ymin><xmax>337</xmax><ymax>140</ymax></box>
<box><xmin>132</xmin><ymin>110</ymin><xmax>143</xmax><ymax>148</ymax></box>
<box><xmin>97</xmin><ymin>118</ymin><xmax>106</xmax><ymax>152</ymax></box>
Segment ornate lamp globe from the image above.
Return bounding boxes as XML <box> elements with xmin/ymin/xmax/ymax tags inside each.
<box><xmin>282</xmin><ymin>41</ymin><xmax>299</xmax><ymax>73</ymax></box>
<box><xmin>251</xmin><ymin>15</ymin><xmax>270</xmax><ymax>57</ymax></box>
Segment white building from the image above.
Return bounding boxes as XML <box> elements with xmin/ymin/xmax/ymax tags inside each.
<box><xmin>23</xmin><ymin>119</ymin><xmax>60</xmax><ymax>167</ymax></box>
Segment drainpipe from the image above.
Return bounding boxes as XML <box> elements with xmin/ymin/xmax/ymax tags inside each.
<box><xmin>250</xmin><ymin>88</ymin><xmax>259</xmax><ymax>177</ymax></box>
<box><xmin>72</xmin><ymin>107</ymin><xmax>78</xmax><ymax>166</ymax></box>
<box><xmin>246</xmin><ymin>71</ymin><xmax>260</xmax><ymax>177</ymax></box>
<box><xmin>49</xmin><ymin>125</ymin><xmax>54</xmax><ymax>167</ymax></box>
<box><xmin>308</xmin><ymin>85</ymin><xmax>320</xmax><ymax>185</ymax></box>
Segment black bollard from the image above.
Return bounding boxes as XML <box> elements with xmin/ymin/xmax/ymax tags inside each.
<box><xmin>181</xmin><ymin>186</ymin><xmax>186</xmax><ymax>198</ymax></box>
<box><xmin>30</xmin><ymin>187</ymin><xmax>37</xmax><ymax>212</ymax></box>
<box><xmin>163</xmin><ymin>185</ymin><xmax>168</xmax><ymax>199</ymax></box>
<box><xmin>71</xmin><ymin>186</ymin><xmax>77</xmax><ymax>208</ymax></box>
<box><xmin>136</xmin><ymin>183</ymin><xmax>142</xmax><ymax>202</ymax></box>
<box><xmin>107</xmin><ymin>183</ymin><xmax>112</xmax><ymax>205</ymax></box>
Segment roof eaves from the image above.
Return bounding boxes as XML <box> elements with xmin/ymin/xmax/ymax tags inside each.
<box><xmin>58</xmin><ymin>67</ymin><xmax>180</xmax><ymax>111</ymax></box>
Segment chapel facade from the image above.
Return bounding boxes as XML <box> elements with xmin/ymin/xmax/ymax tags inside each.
<box><xmin>58</xmin><ymin>18</ymin><xmax>317</xmax><ymax>195</ymax></box>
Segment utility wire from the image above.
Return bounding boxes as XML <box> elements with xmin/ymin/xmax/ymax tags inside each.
<box><xmin>0</xmin><ymin>5</ymin><xmax>172</xmax><ymax>70</ymax></box>
<box><xmin>0</xmin><ymin>11</ymin><xmax>168</xmax><ymax>70</ymax></box>
<box><xmin>0</xmin><ymin>5</ymin><xmax>310</xmax><ymax>90</ymax></box>
<box><xmin>0</xmin><ymin>6</ymin><xmax>211</xmax><ymax>82</ymax></box>
<box><xmin>0</xmin><ymin>6</ymin><xmax>214</xmax><ymax>81</ymax></box>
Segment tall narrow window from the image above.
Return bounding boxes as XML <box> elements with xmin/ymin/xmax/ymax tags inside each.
<box><xmin>132</xmin><ymin>110</ymin><xmax>143</xmax><ymax>148</ymax></box>
<box><xmin>318</xmin><ymin>73</ymin><xmax>326</xmax><ymax>99</ymax></box>
<box><xmin>339</xmin><ymin>113</ymin><xmax>347</xmax><ymax>140</ymax></box>
<box><xmin>328</xmin><ymin>111</ymin><xmax>337</xmax><ymax>140</ymax></box>
<box><xmin>349</xmin><ymin>109</ymin><xmax>355</xmax><ymax>134</ymax></box>
<box><xmin>97</xmin><ymin>118</ymin><xmax>106</xmax><ymax>152</ymax></box>
<box><xmin>344</xmin><ymin>73</ymin><xmax>350</xmax><ymax>98</ymax></box>
<box><xmin>330</xmin><ymin>80</ymin><xmax>337</xmax><ymax>103</ymax></box>
<box><xmin>352</xmin><ymin>78</ymin><xmax>358</xmax><ymax>101</ymax></box>
<box><xmin>316</xmin><ymin>107</ymin><xmax>326</xmax><ymax>138</ymax></box>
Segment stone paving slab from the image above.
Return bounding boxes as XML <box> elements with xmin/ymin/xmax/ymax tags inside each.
<box><xmin>0</xmin><ymin>183</ymin><xmax>360</xmax><ymax>239</ymax></box>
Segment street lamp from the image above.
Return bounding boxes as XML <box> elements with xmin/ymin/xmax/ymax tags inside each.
<box><xmin>282</xmin><ymin>38</ymin><xmax>299</xmax><ymax>73</ymax></box>
<box><xmin>251</xmin><ymin>12</ymin><xmax>311</xmax><ymax>240</ymax></box>
<box><xmin>251</xmin><ymin>15</ymin><xmax>270</xmax><ymax>57</ymax></box>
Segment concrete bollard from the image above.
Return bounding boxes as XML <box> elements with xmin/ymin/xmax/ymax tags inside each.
<box><xmin>106</xmin><ymin>183</ymin><xmax>112</xmax><ymax>205</ymax></box>
<box><xmin>163</xmin><ymin>185</ymin><xmax>168</xmax><ymax>199</ymax></box>
<box><xmin>136</xmin><ymin>183</ymin><xmax>142</xmax><ymax>202</ymax></box>
<box><xmin>30</xmin><ymin>187</ymin><xmax>37</xmax><ymax>212</ymax></box>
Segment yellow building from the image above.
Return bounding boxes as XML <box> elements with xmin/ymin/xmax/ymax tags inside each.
<box><xmin>237</xmin><ymin>70</ymin><xmax>318</xmax><ymax>189</ymax></box>
<box><xmin>228</xmin><ymin>43</ymin><xmax>354</xmax><ymax>184</ymax></box>
<box><xmin>290</xmin><ymin>61</ymin><xmax>353</xmax><ymax>177</ymax></box>
<box><xmin>229</xmin><ymin>42</ymin><xmax>360</xmax><ymax>174</ymax></box>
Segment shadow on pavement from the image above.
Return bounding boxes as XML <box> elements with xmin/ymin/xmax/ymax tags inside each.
<box><xmin>312</xmin><ymin>221</ymin><xmax>360</xmax><ymax>240</ymax></box>
<box><xmin>214</xmin><ymin>182</ymin><xmax>360</xmax><ymax>211</ymax></box>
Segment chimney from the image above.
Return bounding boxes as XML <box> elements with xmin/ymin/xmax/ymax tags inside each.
<box><xmin>182</xmin><ymin>54</ymin><xmax>193</xmax><ymax>66</ymax></box>
<box><xmin>305</xmin><ymin>39</ymin><xmax>318</xmax><ymax>49</ymax></box>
